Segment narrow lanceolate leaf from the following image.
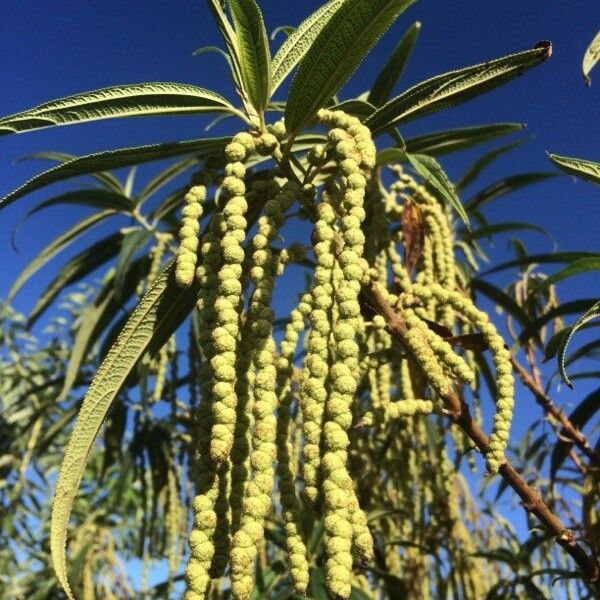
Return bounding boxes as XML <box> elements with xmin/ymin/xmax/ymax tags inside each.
<box><xmin>285</xmin><ymin>0</ymin><xmax>418</xmax><ymax>133</ymax></box>
<box><xmin>548</xmin><ymin>153</ymin><xmax>600</xmax><ymax>186</ymax></box>
<box><xmin>480</xmin><ymin>252</ymin><xmax>600</xmax><ymax>277</ymax></box>
<box><xmin>463</xmin><ymin>221</ymin><xmax>548</xmax><ymax>242</ymax></box>
<box><xmin>136</xmin><ymin>156</ymin><xmax>199</xmax><ymax>206</ymax></box>
<box><xmin>18</xmin><ymin>152</ymin><xmax>123</xmax><ymax>193</ymax></box>
<box><xmin>464</xmin><ymin>172</ymin><xmax>556</xmax><ymax>211</ymax></box>
<box><xmin>582</xmin><ymin>30</ymin><xmax>600</xmax><ymax>85</ymax></box>
<box><xmin>0</xmin><ymin>83</ymin><xmax>236</xmax><ymax>136</ymax></box>
<box><xmin>270</xmin><ymin>0</ymin><xmax>345</xmax><ymax>96</ymax></box>
<box><xmin>557</xmin><ymin>301</ymin><xmax>600</xmax><ymax>387</ymax></box>
<box><xmin>533</xmin><ymin>257</ymin><xmax>600</xmax><ymax>290</ymax></box>
<box><xmin>51</xmin><ymin>261</ymin><xmax>199</xmax><ymax>599</ymax></box>
<box><xmin>206</xmin><ymin>0</ymin><xmax>245</xmax><ymax>90</ymax></box>
<box><xmin>365</xmin><ymin>42</ymin><xmax>552</xmax><ymax>135</ymax></box>
<box><xmin>550</xmin><ymin>386</ymin><xmax>600</xmax><ymax>481</ymax></box>
<box><xmin>367</xmin><ymin>21</ymin><xmax>421</xmax><ymax>107</ymax></box>
<box><xmin>27</xmin><ymin>232</ymin><xmax>124</xmax><ymax>328</ymax></box>
<box><xmin>56</xmin><ymin>258</ymin><xmax>147</xmax><ymax>406</ymax></box>
<box><xmin>404</xmin><ymin>123</ymin><xmax>524</xmax><ymax>157</ymax></box>
<box><xmin>113</xmin><ymin>229</ymin><xmax>154</xmax><ymax>302</ymax></box>
<box><xmin>455</xmin><ymin>140</ymin><xmax>524</xmax><ymax>192</ymax></box>
<box><xmin>7</xmin><ymin>210</ymin><xmax>117</xmax><ymax>304</ymax></box>
<box><xmin>471</xmin><ymin>279</ymin><xmax>533</xmax><ymax>330</ymax></box>
<box><xmin>406</xmin><ymin>152</ymin><xmax>470</xmax><ymax>227</ymax></box>
<box><xmin>229</xmin><ymin>0</ymin><xmax>271</xmax><ymax>115</ymax></box>
<box><xmin>0</xmin><ymin>137</ymin><xmax>230</xmax><ymax>209</ymax></box>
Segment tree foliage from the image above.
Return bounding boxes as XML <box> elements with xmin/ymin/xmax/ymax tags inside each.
<box><xmin>1</xmin><ymin>2</ymin><xmax>599</xmax><ymax>600</ymax></box>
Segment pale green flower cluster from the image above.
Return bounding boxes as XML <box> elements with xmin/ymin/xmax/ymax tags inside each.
<box><xmin>210</xmin><ymin>133</ymin><xmax>256</xmax><ymax>463</ymax></box>
<box><xmin>176</xmin><ymin>185</ymin><xmax>206</xmax><ymax>287</ymax></box>
<box><xmin>275</xmin><ymin>294</ymin><xmax>312</xmax><ymax>595</ymax></box>
<box><xmin>408</xmin><ymin>284</ymin><xmax>515</xmax><ymax>474</ymax></box>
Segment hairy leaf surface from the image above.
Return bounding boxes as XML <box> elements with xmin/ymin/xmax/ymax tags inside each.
<box><xmin>406</xmin><ymin>152</ymin><xmax>470</xmax><ymax>227</ymax></box>
<box><xmin>0</xmin><ymin>137</ymin><xmax>230</xmax><ymax>209</ymax></box>
<box><xmin>549</xmin><ymin>153</ymin><xmax>600</xmax><ymax>187</ymax></box>
<box><xmin>285</xmin><ymin>0</ymin><xmax>417</xmax><ymax>132</ymax></box>
<box><xmin>404</xmin><ymin>123</ymin><xmax>524</xmax><ymax>157</ymax></box>
<box><xmin>50</xmin><ymin>262</ymin><xmax>198</xmax><ymax>598</ymax></box>
<box><xmin>365</xmin><ymin>43</ymin><xmax>552</xmax><ymax>135</ymax></box>
<box><xmin>229</xmin><ymin>0</ymin><xmax>271</xmax><ymax>115</ymax></box>
<box><xmin>270</xmin><ymin>0</ymin><xmax>344</xmax><ymax>96</ymax></box>
<box><xmin>0</xmin><ymin>83</ymin><xmax>235</xmax><ymax>136</ymax></box>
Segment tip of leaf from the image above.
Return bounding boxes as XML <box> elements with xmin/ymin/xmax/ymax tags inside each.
<box><xmin>534</xmin><ymin>40</ymin><xmax>552</xmax><ymax>58</ymax></box>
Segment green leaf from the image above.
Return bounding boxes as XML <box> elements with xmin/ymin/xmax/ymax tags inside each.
<box><xmin>136</xmin><ymin>157</ymin><xmax>199</xmax><ymax>206</ymax></box>
<box><xmin>270</xmin><ymin>0</ymin><xmax>344</xmax><ymax>96</ymax></box>
<box><xmin>0</xmin><ymin>83</ymin><xmax>236</xmax><ymax>136</ymax></box>
<box><xmin>54</xmin><ymin>284</ymin><xmax>116</xmax><ymax>406</ymax></box>
<box><xmin>556</xmin><ymin>300</ymin><xmax>600</xmax><ymax>387</ymax></box>
<box><xmin>582</xmin><ymin>30</ymin><xmax>600</xmax><ymax>85</ymax></box>
<box><xmin>24</xmin><ymin>189</ymin><xmax>134</xmax><ymax>216</ymax></box>
<box><xmin>367</xmin><ymin>21</ymin><xmax>421</xmax><ymax>107</ymax></box>
<box><xmin>113</xmin><ymin>229</ymin><xmax>154</xmax><ymax>303</ymax></box>
<box><xmin>464</xmin><ymin>173</ymin><xmax>557</xmax><ymax>211</ymax></box>
<box><xmin>404</xmin><ymin>123</ymin><xmax>524</xmax><ymax>157</ymax></box>
<box><xmin>533</xmin><ymin>257</ymin><xmax>600</xmax><ymax>291</ymax></box>
<box><xmin>18</xmin><ymin>151</ymin><xmax>123</xmax><ymax>193</ymax></box>
<box><xmin>455</xmin><ymin>140</ymin><xmax>525</xmax><ymax>192</ymax></box>
<box><xmin>50</xmin><ymin>262</ymin><xmax>199</xmax><ymax>599</ymax></box>
<box><xmin>229</xmin><ymin>0</ymin><xmax>271</xmax><ymax>115</ymax></box>
<box><xmin>464</xmin><ymin>221</ymin><xmax>548</xmax><ymax>242</ymax></box>
<box><xmin>206</xmin><ymin>0</ymin><xmax>245</xmax><ymax>91</ymax></box>
<box><xmin>406</xmin><ymin>152</ymin><xmax>470</xmax><ymax>227</ymax></box>
<box><xmin>550</xmin><ymin>386</ymin><xmax>600</xmax><ymax>480</ymax></box>
<box><xmin>365</xmin><ymin>42</ymin><xmax>552</xmax><ymax>135</ymax></box>
<box><xmin>548</xmin><ymin>153</ymin><xmax>600</xmax><ymax>186</ymax></box>
<box><xmin>471</xmin><ymin>279</ymin><xmax>533</xmax><ymax>330</ymax></box>
<box><xmin>331</xmin><ymin>99</ymin><xmax>377</xmax><ymax>121</ymax></box>
<box><xmin>7</xmin><ymin>209</ymin><xmax>118</xmax><ymax>304</ymax></box>
<box><xmin>481</xmin><ymin>252</ymin><xmax>600</xmax><ymax>277</ymax></box>
<box><xmin>0</xmin><ymin>137</ymin><xmax>230</xmax><ymax>209</ymax></box>
<box><xmin>26</xmin><ymin>232</ymin><xmax>124</xmax><ymax>328</ymax></box>
<box><xmin>285</xmin><ymin>0</ymin><xmax>418</xmax><ymax>133</ymax></box>
<box><xmin>516</xmin><ymin>299</ymin><xmax>599</xmax><ymax>352</ymax></box>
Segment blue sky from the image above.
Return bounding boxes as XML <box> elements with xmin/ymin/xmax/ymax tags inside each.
<box><xmin>1</xmin><ymin>0</ymin><xmax>599</xmax><ymax>583</ymax></box>
<box><xmin>1</xmin><ymin>1</ymin><xmax>599</xmax><ymax>307</ymax></box>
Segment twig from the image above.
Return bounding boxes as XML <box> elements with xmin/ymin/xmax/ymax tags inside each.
<box><xmin>511</xmin><ymin>356</ymin><xmax>600</xmax><ymax>467</ymax></box>
<box><xmin>365</xmin><ymin>280</ymin><xmax>600</xmax><ymax>585</ymax></box>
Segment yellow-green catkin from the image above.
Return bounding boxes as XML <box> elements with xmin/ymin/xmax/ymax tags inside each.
<box><xmin>229</xmin><ymin>182</ymin><xmax>301</xmax><ymax>600</ymax></box>
<box><xmin>300</xmin><ymin>194</ymin><xmax>336</xmax><ymax>506</ymax></box>
<box><xmin>315</xmin><ymin>109</ymin><xmax>375</xmax><ymax>597</ymax></box>
<box><xmin>176</xmin><ymin>185</ymin><xmax>206</xmax><ymax>287</ymax></box>
<box><xmin>185</xmin><ymin>208</ymin><xmax>229</xmax><ymax>599</ymax></box>
<box><xmin>210</xmin><ymin>133</ymin><xmax>255</xmax><ymax>464</ymax></box>
<box><xmin>275</xmin><ymin>295</ymin><xmax>312</xmax><ymax>595</ymax></box>
<box><xmin>409</xmin><ymin>283</ymin><xmax>515</xmax><ymax>474</ymax></box>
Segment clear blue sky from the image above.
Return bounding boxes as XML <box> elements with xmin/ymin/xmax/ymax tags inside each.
<box><xmin>1</xmin><ymin>0</ymin><xmax>599</xmax><ymax>566</ymax></box>
<box><xmin>1</xmin><ymin>1</ymin><xmax>599</xmax><ymax>307</ymax></box>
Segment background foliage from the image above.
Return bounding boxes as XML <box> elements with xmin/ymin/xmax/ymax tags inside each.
<box><xmin>1</xmin><ymin>2</ymin><xmax>599</xmax><ymax>599</ymax></box>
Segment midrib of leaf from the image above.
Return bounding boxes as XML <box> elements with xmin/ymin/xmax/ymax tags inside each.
<box><xmin>270</xmin><ymin>0</ymin><xmax>345</xmax><ymax>95</ymax></box>
<box><xmin>229</xmin><ymin>0</ymin><xmax>271</xmax><ymax>115</ymax></box>
<box><xmin>285</xmin><ymin>0</ymin><xmax>417</xmax><ymax>133</ymax></box>
<box><xmin>0</xmin><ymin>83</ymin><xmax>235</xmax><ymax>136</ymax></box>
<box><xmin>51</xmin><ymin>261</ymin><xmax>198</xmax><ymax>599</ymax></box>
<box><xmin>0</xmin><ymin>137</ymin><xmax>230</xmax><ymax>209</ymax></box>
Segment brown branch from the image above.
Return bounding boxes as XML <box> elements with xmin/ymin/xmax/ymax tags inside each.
<box><xmin>511</xmin><ymin>356</ymin><xmax>600</xmax><ymax>468</ymax></box>
<box><xmin>365</xmin><ymin>281</ymin><xmax>600</xmax><ymax>585</ymax></box>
